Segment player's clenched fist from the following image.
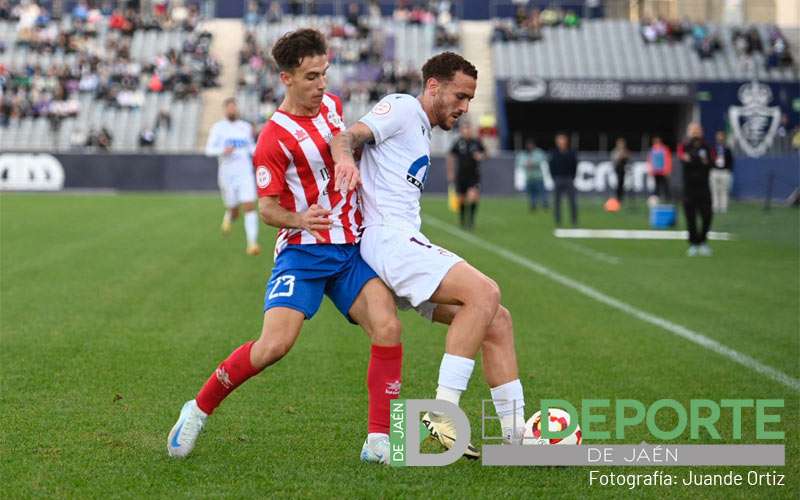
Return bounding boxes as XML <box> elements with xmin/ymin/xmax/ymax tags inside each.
<box><xmin>334</xmin><ymin>160</ymin><xmax>360</xmax><ymax>194</ymax></box>
<box><xmin>300</xmin><ymin>204</ymin><xmax>333</xmax><ymax>242</ymax></box>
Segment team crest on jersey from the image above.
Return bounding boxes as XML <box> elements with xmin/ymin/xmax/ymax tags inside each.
<box><xmin>728</xmin><ymin>80</ymin><xmax>781</xmax><ymax>158</ymax></box>
<box><xmin>406</xmin><ymin>154</ymin><xmax>430</xmax><ymax>190</ymax></box>
<box><xmin>294</xmin><ymin>129</ymin><xmax>310</xmax><ymax>142</ymax></box>
<box><xmin>327</xmin><ymin>110</ymin><xmax>344</xmax><ymax>130</ymax></box>
<box><xmin>372</xmin><ymin>101</ymin><xmax>391</xmax><ymax>116</ymax></box>
<box><xmin>256</xmin><ymin>165</ymin><xmax>271</xmax><ymax>188</ymax></box>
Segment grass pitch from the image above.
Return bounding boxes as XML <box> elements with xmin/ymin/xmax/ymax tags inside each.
<box><xmin>1</xmin><ymin>193</ymin><xmax>798</xmax><ymax>498</ymax></box>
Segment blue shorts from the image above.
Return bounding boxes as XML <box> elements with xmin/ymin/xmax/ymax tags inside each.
<box><xmin>264</xmin><ymin>244</ymin><xmax>378</xmax><ymax>324</ymax></box>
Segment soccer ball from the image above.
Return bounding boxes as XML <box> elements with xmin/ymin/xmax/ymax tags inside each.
<box><xmin>522</xmin><ymin>407</ymin><xmax>582</xmax><ymax>445</ymax></box>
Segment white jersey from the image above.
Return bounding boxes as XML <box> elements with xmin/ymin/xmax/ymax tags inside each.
<box><xmin>358</xmin><ymin>94</ymin><xmax>432</xmax><ymax>232</ymax></box>
<box><xmin>205</xmin><ymin>119</ymin><xmax>256</xmax><ymax>178</ymax></box>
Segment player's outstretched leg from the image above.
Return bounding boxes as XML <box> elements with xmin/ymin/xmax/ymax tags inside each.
<box><xmin>421</xmin><ymin>262</ymin><xmax>500</xmax><ymax>459</ymax></box>
<box><xmin>348</xmin><ymin>278</ymin><xmax>403</xmax><ymax>465</ymax></box>
<box><xmin>432</xmin><ymin>303</ymin><xmax>525</xmax><ymax>443</ymax></box>
<box><xmin>167</xmin><ymin>307</ymin><xmax>304</xmax><ymax>458</ymax></box>
<box><xmin>221</xmin><ymin>207</ymin><xmax>239</xmax><ymax>235</ymax></box>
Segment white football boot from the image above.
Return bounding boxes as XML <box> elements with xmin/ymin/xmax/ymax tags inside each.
<box><xmin>167</xmin><ymin>399</ymin><xmax>208</xmax><ymax>458</ymax></box>
<box><xmin>422</xmin><ymin>412</ymin><xmax>480</xmax><ymax>459</ymax></box>
<box><xmin>360</xmin><ymin>433</ymin><xmax>390</xmax><ymax>464</ymax></box>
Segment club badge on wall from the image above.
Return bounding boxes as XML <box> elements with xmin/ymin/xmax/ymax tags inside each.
<box><xmin>728</xmin><ymin>80</ymin><xmax>781</xmax><ymax>158</ymax></box>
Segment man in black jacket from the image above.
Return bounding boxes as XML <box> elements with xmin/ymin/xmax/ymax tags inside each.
<box><xmin>549</xmin><ymin>133</ymin><xmax>578</xmax><ymax>226</ymax></box>
<box><xmin>679</xmin><ymin>122</ymin><xmax>713</xmax><ymax>256</ymax></box>
<box><xmin>710</xmin><ymin>130</ymin><xmax>734</xmax><ymax>214</ymax></box>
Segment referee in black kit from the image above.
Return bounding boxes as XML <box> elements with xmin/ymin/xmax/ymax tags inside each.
<box><xmin>447</xmin><ymin>122</ymin><xmax>486</xmax><ymax>230</ymax></box>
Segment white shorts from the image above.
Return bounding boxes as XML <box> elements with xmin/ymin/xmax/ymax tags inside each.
<box><xmin>219</xmin><ymin>172</ymin><xmax>257</xmax><ymax>208</ymax></box>
<box><xmin>360</xmin><ymin>224</ymin><xmax>463</xmax><ymax>320</ymax></box>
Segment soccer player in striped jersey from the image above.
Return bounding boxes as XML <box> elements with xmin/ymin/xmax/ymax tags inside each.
<box><xmin>167</xmin><ymin>29</ymin><xmax>402</xmax><ymax>464</ymax></box>
<box><xmin>332</xmin><ymin>52</ymin><xmax>527</xmax><ymax>453</ymax></box>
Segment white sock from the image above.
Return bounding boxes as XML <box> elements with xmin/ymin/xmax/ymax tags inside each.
<box><xmin>222</xmin><ymin>210</ymin><xmax>232</xmax><ymax>225</ymax></box>
<box><xmin>244</xmin><ymin>211</ymin><xmax>259</xmax><ymax>245</ymax></box>
<box><xmin>367</xmin><ymin>432</ymin><xmax>388</xmax><ymax>443</ymax></box>
<box><xmin>490</xmin><ymin>379</ymin><xmax>525</xmax><ymax>442</ymax></box>
<box><xmin>435</xmin><ymin>353</ymin><xmax>475</xmax><ymax>407</ymax></box>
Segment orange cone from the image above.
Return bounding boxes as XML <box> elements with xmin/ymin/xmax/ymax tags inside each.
<box><xmin>604</xmin><ymin>197</ymin><xmax>621</xmax><ymax>212</ymax></box>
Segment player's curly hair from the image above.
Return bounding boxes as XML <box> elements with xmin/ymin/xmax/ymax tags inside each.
<box><xmin>421</xmin><ymin>52</ymin><xmax>478</xmax><ymax>84</ymax></box>
<box><xmin>271</xmin><ymin>28</ymin><xmax>327</xmax><ymax>72</ymax></box>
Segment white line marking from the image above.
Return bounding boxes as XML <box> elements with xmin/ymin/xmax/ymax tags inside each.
<box><xmin>425</xmin><ymin>216</ymin><xmax>799</xmax><ymax>393</ymax></box>
<box><xmin>560</xmin><ymin>240</ymin><xmax>621</xmax><ymax>265</ymax></box>
<box><xmin>554</xmin><ymin>229</ymin><xmax>734</xmax><ymax>240</ymax></box>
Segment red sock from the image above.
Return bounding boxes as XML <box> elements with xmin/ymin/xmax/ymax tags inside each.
<box><xmin>367</xmin><ymin>343</ymin><xmax>403</xmax><ymax>434</ymax></box>
<box><xmin>196</xmin><ymin>341</ymin><xmax>261</xmax><ymax>415</ymax></box>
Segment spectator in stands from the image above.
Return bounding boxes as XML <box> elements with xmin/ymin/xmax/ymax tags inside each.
<box><xmin>0</xmin><ymin>0</ymin><xmax>10</xmax><ymax>21</ymax></box>
<box><xmin>72</xmin><ymin>1</ymin><xmax>89</xmax><ymax>22</ymax></box>
<box><xmin>549</xmin><ymin>133</ymin><xmax>578</xmax><ymax>226</ymax></box>
<box><xmin>765</xmin><ymin>27</ymin><xmax>793</xmax><ymax>69</ymax></box>
<box><xmin>139</xmin><ymin>127</ymin><xmax>156</xmax><ymax>149</ymax></box>
<box><xmin>647</xmin><ymin>135</ymin><xmax>672</xmax><ymax>201</ymax></box>
<box><xmin>516</xmin><ymin>138</ymin><xmax>548</xmax><ymax>211</ymax></box>
<box><xmin>156</xmin><ymin>107</ymin><xmax>172</xmax><ymax>130</ymax></box>
<box><xmin>244</xmin><ymin>0</ymin><xmax>260</xmax><ymax>27</ymax></box>
<box><xmin>267</xmin><ymin>1</ymin><xmax>282</xmax><ymax>24</ymax></box>
<box><xmin>611</xmin><ymin>137</ymin><xmax>630</xmax><ymax>205</ymax></box>
<box><xmin>710</xmin><ymin>130</ymin><xmax>734</xmax><ymax>214</ymax></box>
<box><xmin>563</xmin><ymin>10</ymin><xmax>580</xmax><ymax>28</ymax></box>
<box><xmin>679</xmin><ymin>122</ymin><xmax>713</xmax><ymax>256</ymax></box>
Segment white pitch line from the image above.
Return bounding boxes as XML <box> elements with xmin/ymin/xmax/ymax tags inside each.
<box><xmin>425</xmin><ymin>216</ymin><xmax>800</xmax><ymax>393</ymax></box>
<box><xmin>559</xmin><ymin>240</ymin><xmax>621</xmax><ymax>265</ymax></box>
<box><xmin>554</xmin><ymin>228</ymin><xmax>734</xmax><ymax>241</ymax></box>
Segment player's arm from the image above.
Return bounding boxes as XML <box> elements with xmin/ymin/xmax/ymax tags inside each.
<box><xmin>258</xmin><ymin>197</ymin><xmax>332</xmax><ymax>242</ymax></box>
<box><xmin>331</xmin><ymin>121</ymin><xmax>375</xmax><ymax>194</ymax></box>
<box><xmin>204</xmin><ymin>124</ymin><xmax>232</xmax><ymax>157</ymax></box>
<box><xmin>473</xmin><ymin>140</ymin><xmax>487</xmax><ymax>162</ymax></box>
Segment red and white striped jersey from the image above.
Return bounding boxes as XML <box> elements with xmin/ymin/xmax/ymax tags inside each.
<box><xmin>253</xmin><ymin>93</ymin><xmax>362</xmax><ymax>256</ymax></box>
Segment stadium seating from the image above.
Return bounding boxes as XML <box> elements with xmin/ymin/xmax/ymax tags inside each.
<box><xmin>493</xmin><ymin>19</ymin><xmax>798</xmax><ymax>82</ymax></box>
<box><xmin>0</xmin><ymin>10</ymin><xmax>209</xmax><ymax>153</ymax></box>
<box><xmin>237</xmin><ymin>14</ymin><xmax>458</xmax><ymax>154</ymax></box>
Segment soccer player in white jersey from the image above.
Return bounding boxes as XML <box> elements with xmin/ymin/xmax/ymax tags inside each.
<box><xmin>331</xmin><ymin>52</ymin><xmax>527</xmax><ymax>452</ymax></box>
<box><xmin>205</xmin><ymin>97</ymin><xmax>261</xmax><ymax>255</ymax></box>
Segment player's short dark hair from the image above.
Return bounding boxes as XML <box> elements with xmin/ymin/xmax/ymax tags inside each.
<box><xmin>421</xmin><ymin>52</ymin><xmax>478</xmax><ymax>85</ymax></box>
<box><xmin>223</xmin><ymin>97</ymin><xmax>236</xmax><ymax>107</ymax></box>
<box><xmin>271</xmin><ymin>28</ymin><xmax>327</xmax><ymax>72</ymax></box>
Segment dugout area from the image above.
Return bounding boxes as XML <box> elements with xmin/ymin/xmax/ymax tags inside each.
<box><xmin>503</xmin><ymin>100</ymin><xmax>694</xmax><ymax>152</ymax></box>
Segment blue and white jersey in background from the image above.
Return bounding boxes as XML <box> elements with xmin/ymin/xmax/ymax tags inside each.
<box><xmin>358</xmin><ymin>94</ymin><xmax>432</xmax><ymax>232</ymax></box>
<box><xmin>205</xmin><ymin>119</ymin><xmax>256</xmax><ymax>178</ymax></box>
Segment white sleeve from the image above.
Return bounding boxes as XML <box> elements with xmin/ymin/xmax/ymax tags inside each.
<box><xmin>247</xmin><ymin>123</ymin><xmax>257</xmax><ymax>155</ymax></box>
<box><xmin>205</xmin><ymin>123</ymin><xmax>224</xmax><ymax>157</ymax></box>
<box><xmin>358</xmin><ymin>95</ymin><xmax>415</xmax><ymax>145</ymax></box>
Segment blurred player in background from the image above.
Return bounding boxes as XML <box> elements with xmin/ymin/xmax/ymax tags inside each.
<box><xmin>447</xmin><ymin>121</ymin><xmax>486</xmax><ymax>230</ymax></box>
<box><xmin>516</xmin><ymin>138</ymin><xmax>548</xmax><ymax>211</ymax></box>
<box><xmin>647</xmin><ymin>135</ymin><xmax>673</xmax><ymax>202</ymax></box>
<box><xmin>711</xmin><ymin>130</ymin><xmax>734</xmax><ymax>214</ymax></box>
<box><xmin>333</xmin><ymin>52</ymin><xmax>527</xmax><ymax>456</ymax></box>
<box><xmin>679</xmin><ymin>122</ymin><xmax>714</xmax><ymax>257</ymax></box>
<box><xmin>205</xmin><ymin>97</ymin><xmax>261</xmax><ymax>255</ymax></box>
<box><xmin>170</xmin><ymin>29</ymin><xmax>403</xmax><ymax>465</ymax></box>
<box><xmin>549</xmin><ymin>133</ymin><xmax>579</xmax><ymax>226</ymax></box>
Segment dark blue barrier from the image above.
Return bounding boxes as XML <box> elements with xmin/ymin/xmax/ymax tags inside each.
<box><xmin>2</xmin><ymin>152</ymin><xmax>796</xmax><ymax>200</ymax></box>
<box><xmin>731</xmin><ymin>154</ymin><xmax>800</xmax><ymax>200</ymax></box>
